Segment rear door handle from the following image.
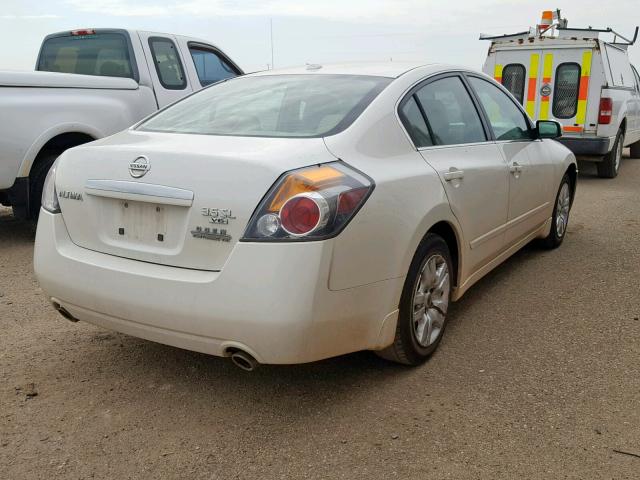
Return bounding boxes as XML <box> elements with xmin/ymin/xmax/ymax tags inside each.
<box><xmin>443</xmin><ymin>168</ymin><xmax>465</xmax><ymax>181</ymax></box>
<box><xmin>509</xmin><ymin>162</ymin><xmax>523</xmax><ymax>174</ymax></box>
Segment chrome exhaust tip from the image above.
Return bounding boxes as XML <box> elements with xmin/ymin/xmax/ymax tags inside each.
<box><xmin>229</xmin><ymin>350</ymin><xmax>259</xmax><ymax>372</ymax></box>
<box><xmin>52</xmin><ymin>301</ymin><xmax>79</xmax><ymax>322</ymax></box>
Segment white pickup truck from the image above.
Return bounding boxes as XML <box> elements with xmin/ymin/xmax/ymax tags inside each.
<box><xmin>0</xmin><ymin>28</ymin><xmax>242</xmax><ymax>219</ymax></box>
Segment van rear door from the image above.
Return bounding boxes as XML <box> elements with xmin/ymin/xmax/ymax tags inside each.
<box><xmin>491</xmin><ymin>47</ymin><xmax>599</xmax><ymax>136</ymax></box>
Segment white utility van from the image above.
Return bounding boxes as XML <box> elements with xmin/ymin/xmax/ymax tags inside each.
<box><xmin>482</xmin><ymin>10</ymin><xmax>640</xmax><ymax>178</ymax></box>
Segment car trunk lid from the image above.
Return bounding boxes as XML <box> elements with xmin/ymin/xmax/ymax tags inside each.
<box><xmin>55</xmin><ymin>130</ymin><xmax>337</xmax><ymax>271</ymax></box>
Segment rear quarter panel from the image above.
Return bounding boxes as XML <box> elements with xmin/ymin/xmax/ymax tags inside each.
<box><xmin>323</xmin><ymin>70</ymin><xmax>462</xmax><ymax>292</ymax></box>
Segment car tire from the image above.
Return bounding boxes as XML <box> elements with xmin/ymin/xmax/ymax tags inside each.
<box><xmin>630</xmin><ymin>140</ymin><xmax>640</xmax><ymax>159</ymax></box>
<box><xmin>540</xmin><ymin>173</ymin><xmax>572</xmax><ymax>249</ymax></box>
<box><xmin>597</xmin><ymin>129</ymin><xmax>623</xmax><ymax>178</ymax></box>
<box><xmin>377</xmin><ymin>233</ymin><xmax>452</xmax><ymax>365</ymax></box>
<box><xmin>27</xmin><ymin>153</ymin><xmax>58</xmax><ymax>221</ymax></box>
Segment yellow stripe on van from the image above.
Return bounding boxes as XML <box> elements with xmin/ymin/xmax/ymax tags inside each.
<box><xmin>539</xmin><ymin>53</ymin><xmax>554</xmax><ymax>120</ymax></box>
<box><xmin>576</xmin><ymin>50</ymin><xmax>593</xmax><ymax>125</ymax></box>
<box><xmin>526</xmin><ymin>54</ymin><xmax>540</xmax><ymax>118</ymax></box>
<box><xmin>494</xmin><ymin>64</ymin><xmax>503</xmax><ymax>82</ymax></box>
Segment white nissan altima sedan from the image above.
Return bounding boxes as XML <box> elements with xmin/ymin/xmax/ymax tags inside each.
<box><xmin>34</xmin><ymin>63</ymin><xmax>577</xmax><ymax>369</ymax></box>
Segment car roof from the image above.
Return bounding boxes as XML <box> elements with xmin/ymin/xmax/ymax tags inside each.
<box><xmin>248</xmin><ymin>62</ymin><xmax>440</xmax><ymax>79</ymax></box>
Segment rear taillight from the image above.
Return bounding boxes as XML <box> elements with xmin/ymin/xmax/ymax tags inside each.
<box><xmin>242</xmin><ymin>162</ymin><xmax>374</xmax><ymax>242</ymax></box>
<box><xmin>599</xmin><ymin>97</ymin><xmax>613</xmax><ymax>124</ymax></box>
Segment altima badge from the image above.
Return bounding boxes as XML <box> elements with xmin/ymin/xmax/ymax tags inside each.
<box><xmin>58</xmin><ymin>190</ymin><xmax>83</xmax><ymax>201</ymax></box>
<box><xmin>191</xmin><ymin>226</ymin><xmax>232</xmax><ymax>242</ymax></box>
<box><xmin>129</xmin><ymin>156</ymin><xmax>150</xmax><ymax>178</ymax></box>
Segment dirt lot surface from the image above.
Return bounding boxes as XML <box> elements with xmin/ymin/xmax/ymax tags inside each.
<box><xmin>1</xmin><ymin>154</ymin><xmax>639</xmax><ymax>479</ymax></box>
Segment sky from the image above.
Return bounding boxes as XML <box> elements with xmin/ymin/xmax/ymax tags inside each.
<box><xmin>0</xmin><ymin>0</ymin><xmax>638</xmax><ymax>73</ymax></box>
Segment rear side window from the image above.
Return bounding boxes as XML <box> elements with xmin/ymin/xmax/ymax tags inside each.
<box><xmin>414</xmin><ymin>76</ymin><xmax>486</xmax><ymax>146</ymax></box>
<box><xmin>149</xmin><ymin>37</ymin><xmax>186</xmax><ymax>90</ymax></box>
<box><xmin>501</xmin><ymin>64</ymin><xmax>526</xmax><ymax>104</ymax></box>
<box><xmin>399</xmin><ymin>97</ymin><xmax>433</xmax><ymax>147</ymax></box>
<box><xmin>189</xmin><ymin>46</ymin><xmax>239</xmax><ymax>86</ymax></box>
<box><xmin>553</xmin><ymin>63</ymin><xmax>580</xmax><ymax>119</ymax></box>
<box><xmin>38</xmin><ymin>32</ymin><xmax>134</xmax><ymax>79</ymax></box>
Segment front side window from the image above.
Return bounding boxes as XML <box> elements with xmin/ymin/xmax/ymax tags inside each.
<box><xmin>38</xmin><ymin>32</ymin><xmax>134</xmax><ymax>79</ymax></box>
<box><xmin>189</xmin><ymin>46</ymin><xmax>238</xmax><ymax>86</ymax></box>
<box><xmin>414</xmin><ymin>76</ymin><xmax>486</xmax><ymax>146</ymax></box>
<box><xmin>138</xmin><ymin>74</ymin><xmax>391</xmax><ymax>138</ymax></box>
<box><xmin>468</xmin><ymin>76</ymin><xmax>532</xmax><ymax>141</ymax></box>
<box><xmin>553</xmin><ymin>63</ymin><xmax>580</xmax><ymax>119</ymax></box>
<box><xmin>149</xmin><ymin>37</ymin><xmax>186</xmax><ymax>90</ymax></box>
<box><xmin>501</xmin><ymin>64</ymin><xmax>526</xmax><ymax>104</ymax></box>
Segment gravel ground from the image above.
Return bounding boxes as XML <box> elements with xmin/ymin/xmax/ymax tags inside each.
<box><xmin>1</xmin><ymin>153</ymin><xmax>639</xmax><ymax>479</ymax></box>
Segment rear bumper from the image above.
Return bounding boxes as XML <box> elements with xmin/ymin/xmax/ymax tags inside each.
<box><xmin>34</xmin><ymin>210</ymin><xmax>402</xmax><ymax>364</ymax></box>
<box><xmin>557</xmin><ymin>136</ymin><xmax>614</xmax><ymax>157</ymax></box>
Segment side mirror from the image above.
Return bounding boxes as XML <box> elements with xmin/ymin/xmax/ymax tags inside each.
<box><xmin>536</xmin><ymin>120</ymin><xmax>562</xmax><ymax>139</ymax></box>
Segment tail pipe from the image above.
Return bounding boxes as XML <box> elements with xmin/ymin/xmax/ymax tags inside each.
<box><xmin>229</xmin><ymin>349</ymin><xmax>259</xmax><ymax>372</ymax></box>
<box><xmin>52</xmin><ymin>301</ymin><xmax>79</xmax><ymax>322</ymax></box>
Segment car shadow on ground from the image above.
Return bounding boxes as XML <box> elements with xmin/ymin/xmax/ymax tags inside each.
<box><xmin>0</xmin><ymin>207</ymin><xmax>35</xmax><ymax>244</ymax></box>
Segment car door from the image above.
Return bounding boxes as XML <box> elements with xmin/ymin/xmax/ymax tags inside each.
<box><xmin>401</xmin><ymin>73</ymin><xmax>510</xmax><ymax>275</ymax></box>
<box><xmin>467</xmin><ymin>75</ymin><xmax>556</xmax><ymax>247</ymax></box>
<box><xmin>138</xmin><ymin>32</ymin><xmax>193</xmax><ymax>108</ymax></box>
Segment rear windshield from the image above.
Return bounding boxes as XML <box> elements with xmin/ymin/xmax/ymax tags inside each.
<box><xmin>37</xmin><ymin>32</ymin><xmax>134</xmax><ymax>79</ymax></box>
<box><xmin>138</xmin><ymin>74</ymin><xmax>391</xmax><ymax>138</ymax></box>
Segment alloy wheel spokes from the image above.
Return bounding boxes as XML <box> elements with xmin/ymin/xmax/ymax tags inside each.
<box><xmin>412</xmin><ymin>254</ymin><xmax>450</xmax><ymax>348</ymax></box>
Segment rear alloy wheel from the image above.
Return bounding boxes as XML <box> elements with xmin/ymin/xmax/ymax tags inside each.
<box><xmin>540</xmin><ymin>174</ymin><xmax>572</xmax><ymax>249</ymax></box>
<box><xmin>377</xmin><ymin>234</ymin><xmax>452</xmax><ymax>365</ymax></box>
<box><xmin>597</xmin><ymin>129</ymin><xmax>623</xmax><ymax>178</ymax></box>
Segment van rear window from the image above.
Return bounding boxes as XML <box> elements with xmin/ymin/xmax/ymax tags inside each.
<box><xmin>553</xmin><ymin>63</ymin><xmax>580</xmax><ymax>119</ymax></box>
<box><xmin>501</xmin><ymin>64</ymin><xmax>526</xmax><ymax>104</ymax></box>
<box><xmin>37</xmin><ymin>32</ymin><xmax>134</xmax><ymax>80</ymax></box>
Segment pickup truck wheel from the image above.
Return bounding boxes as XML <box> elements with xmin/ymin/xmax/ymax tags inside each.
<box><xmin>28</xmin><ymin>153</ymin><xmax>58</xmax><ymax>221</ymax></box>
<box><xmin>630</xmin><ymin>140</ymin><xmax>640</xmax><ymax>159</ymax></box>
<box><xmin>597</xmin><ymin>130</ymin><xmax>623</xmax><ymax>178</ymax></box>
<box><xmin>376</xmin><ymin>234</ymin><xmax>452</xmax><ymax>365</ymax></box>
<box><xmin>540</xmin><ymin>174</ymin><xmax>572</xmax><ymax>249</ymax></box>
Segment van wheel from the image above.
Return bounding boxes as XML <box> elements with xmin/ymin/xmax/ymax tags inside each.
<box><xmin>630</xmin><ymin>140</ymin><xmax>640</xmax><ymax>159</ymax></box>
<box><xmin>376</xmin><ymin>234</ymin><xmax>452</xmax><ymax>365</ymax></box>
<box><xmin>28</xmin><ymin>153</ymin><xmax>58</xmax><ymax>221</ymax></box>
<box><xmin>597</xmin><ymin>129</ymin><xmax>623</xmax><ymax>178</ymax></box>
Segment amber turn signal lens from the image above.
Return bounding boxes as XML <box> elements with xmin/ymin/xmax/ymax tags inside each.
<box><xmin>267</xmin><ymin>165</ymin><xmax>344</xmax><ymax>212</ymax></box>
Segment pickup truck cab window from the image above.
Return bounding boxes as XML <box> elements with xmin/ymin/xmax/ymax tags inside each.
<box><xmin>37</xmin><ymin>32</ymin><xmax>134</xmax><ymax>79</ymax></box>
<box><xmin>188</xmin><ymin>45</ymin><xmax>239</xmax><ymax>86</ymax></box>
<box><xmin>415</xmin><ymin>76</ymin><xmax>486</xmax><ymax>146</ymax></box>
<box><xmin>468</xmin><ymin>76</ymin><xmax>532</xmax><ymax>141</ymax></box>
<box><xmin>149</xmin><ymin>37</ymin><xmax>187</xmax><ymax>90</ymax></box>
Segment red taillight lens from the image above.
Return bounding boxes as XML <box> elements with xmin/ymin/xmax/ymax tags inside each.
<box><xmin>599</xmin><ymin>97</ymin><xmax>613</xmax><ymax>124</ymax></box>
<box><xmin>337</xmin><ymin>187</ymin><xmax>369</xmax><ymax>215</ymax></box>
<box><xmin>242</xmin><ymin>162</ymin><xmax>374</xmax><ymax>242</ymax></box>
<box><xmin>281</xmin><ymin>195</ymin><xmax>323</xmax><ymax>236</ymax></box>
